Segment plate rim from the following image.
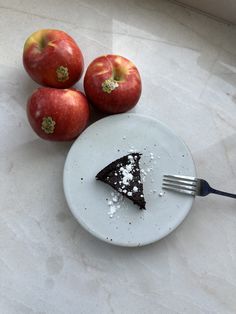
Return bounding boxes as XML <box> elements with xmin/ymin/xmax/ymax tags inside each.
<box><xmin>63</xmin><ymin>113</ymin><xmax>196</xmax><ymax>247</ymax></box>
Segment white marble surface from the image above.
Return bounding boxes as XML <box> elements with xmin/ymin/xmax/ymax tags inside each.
<box><xmin>178</xmin><ymin>0</ymin><xmax>236</xmax><ymax>24</ymax></box>
<box><xmin>1</xmin><ymin>0</ymin><xmax>236</xmax><ymax>313</ymax></box>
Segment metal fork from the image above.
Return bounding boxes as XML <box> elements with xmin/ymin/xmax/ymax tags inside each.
<box><xmin>162</xmin><ymin>175</ymin><xmax>236</xmax><ymax>198</ymax></box>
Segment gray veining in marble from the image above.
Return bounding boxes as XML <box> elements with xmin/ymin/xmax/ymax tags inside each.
<box><xmin>0</xmin><ymin>0</ymin><xmax>236</xmax><ymax>313</ymax></box>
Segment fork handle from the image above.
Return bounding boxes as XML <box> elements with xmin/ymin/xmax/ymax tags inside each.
<box><xmin>210</xmin><ymin>187</ymin><xmax>236</xmax><ymax>199</ymax></box>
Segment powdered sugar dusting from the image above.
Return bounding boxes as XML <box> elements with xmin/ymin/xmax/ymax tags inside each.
<box><xmin>107</xmin><ymin>192</ymin><xmax>123</xmax><ymax>218</ymax></box>
<box><xmin>133</xmin><ymin>186</ymin><xmax>138</xmax><ymax>192</ymax></box>
<box><xmin>104</xmin><ymin>148</ymin><xmax>161</xmax><ymax>213</ymax></box>
<box><xmin>108</xmin><ymin>205</ymin><xmax>116</xmax><ymax>217</ymax></box>
<box><xmin>112</xmin><ymin>195</ymin><xmax>118</xmax><ymax>202</ymax></box>
<box><xmin>119</xmin><ymin>155</ymin><xmax>135</xmax><ymax>187</ymax></box>
<box><xmin>133</xmin><ymin>150</ymin><xmax>155</xmax><ymax>184</ymax></box>
<box><xmin>128</xmin><ymin>146</ymin><xmax>137</xmax><ymax>153</ymax></box>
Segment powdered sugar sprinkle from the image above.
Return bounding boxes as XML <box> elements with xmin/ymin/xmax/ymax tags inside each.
<box><xmin>107</xmin><ymin>191</ymin><xmax>123</xmax><ymax>218</ymax></box>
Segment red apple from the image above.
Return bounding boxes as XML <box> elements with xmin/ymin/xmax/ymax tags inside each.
<box><xmin>27</xmin><ymin>88</ymin><xmax>90</xmax><ymax>141</ymax></box>
<box><xmin>23</xmin><ymin>29</ymin><xmax>84</xmax><ymax>88</ymax></box>
<box><xmin>84</xmin><ymin>55</ymin><xmax>142</xmax><ymax>114</ymax></box>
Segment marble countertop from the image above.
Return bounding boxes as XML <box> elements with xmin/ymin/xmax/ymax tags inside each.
<box><xmin>1</xmin><ymin>0</ymin><xmax>236</xmax><ymax>313</ymax></box>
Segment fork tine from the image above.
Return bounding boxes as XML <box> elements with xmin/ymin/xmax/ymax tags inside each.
<box><xmin>162</xmin><ymin>181</ymin><xmax>196</xmax><ymax>191</ymax></box>
<box><xmin>162</xmin><ymin>184</ymin><xmax>196</xmax><ymax>196</ymax></box>
<box><xmin>163</xmin><ymin>177</ymin><xmax>197</xmax><ymax>187</ymax></box>
<box><xmin>164</xmin><ymin>174</ymin><xmax>197</xmax><ymax>182</ymax></box>
<box><xmin>162</xmin><ymin>175</ymin><xmax>197</xmax><ymax>196</ymax></box>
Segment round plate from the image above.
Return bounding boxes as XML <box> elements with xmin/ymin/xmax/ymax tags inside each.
<box><xmin>63</xmin><ymin>113</ymin><xmax>196</xmax><ymax>247</ymax></box>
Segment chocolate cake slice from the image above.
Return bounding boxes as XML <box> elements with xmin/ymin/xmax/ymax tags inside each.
<box><xmin>96</xmin><ymin>153</ymin><xmax>146</xmax><ymax>209</ymax></box>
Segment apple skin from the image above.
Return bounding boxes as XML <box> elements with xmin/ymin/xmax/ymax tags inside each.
<box><xmin>23</xmin><ymin>29</ymin><xmax>84</xmax><ymax>88</ymax></box>
<box><xmin>83</xmin><ymin>55</ymin><xmax>142</xmax><ymax>114</ymax></box>
<box><xmin>27</xmin><ymin>88</ymin><xmax>90</xmax><ymax>141</ymax></box>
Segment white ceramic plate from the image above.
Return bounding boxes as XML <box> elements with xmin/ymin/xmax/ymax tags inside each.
<box><xmin>63</xmin><ymin>113</ymin><xmax>196</xmax><ymax>247</ymax></box>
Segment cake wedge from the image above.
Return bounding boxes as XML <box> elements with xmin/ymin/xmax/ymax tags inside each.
<box><xmin>96</xmin><ymin>153</ymin><xmax>146</xmax><ymax>209</ymax></box>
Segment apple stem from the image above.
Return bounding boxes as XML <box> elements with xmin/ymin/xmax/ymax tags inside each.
<box><xmin>56</xmin><ymin>66</ymin><xmax>69</xmax><ymax>82</ymax></box>
<box><xmin>102</xmin><ymin>79</ymin><xmax>119</xmax><ymax>93</ymax></box>
<box><xmin>41</xmin><ymin>116</ymin><xmax>56</xmax><ymax>134</ymax></box>
<box><xmin>39</xmin><ymin>36</ymin><xmax>47</xmax><ymax>51</ymax></box>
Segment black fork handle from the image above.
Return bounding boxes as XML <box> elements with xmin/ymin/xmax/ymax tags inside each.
<box><xmin>210</xmin><ymin>187</ymin><xmax>236</xmax><ymax>199</ymax></box>
<box><xmin>200</xmin><ymin>180</ymin><xmax>236</xmax><ymax>198</ymax></box>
